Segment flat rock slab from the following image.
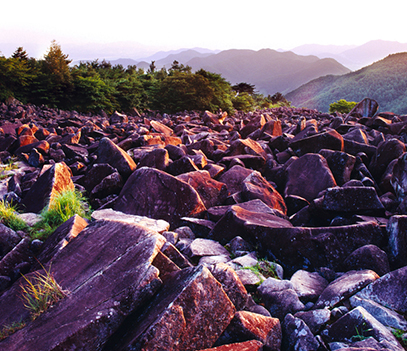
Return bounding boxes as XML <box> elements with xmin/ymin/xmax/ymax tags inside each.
<box><xmin>209</xmin><ymin>205</ymin><xmax>293</xmax><ymax>245</ymax></box>
<box><xmin>318</xmin><ymin>186</ymin><xmax>384</xmax><ymax>215</ymax></box>
<box><xmin>91</xmin><ymin>208</ymin><xmax>170</xmax><ymax>233</ymax></box>
<box><xmin>113</xmin><ymin>167</ymin><xmax>206</xmax><ymax>228</ymax></box>
<box><xmin>314</xmin><ymin>270</ymin><xmax>379</xmax><ymax>309</ymax></box>
<box><xmin>114</xmin><ymin>265</ymin><xmax>236</xmax><ymax>351</ymax></box>
<box><xmin>356</xmin><ymin>265</ymin><xmax>407</xmax><ymax>314</ymax></box>
<box><xmin>0</xmin><ymin>220</ymin><xmax>166</xmax><ymax>350</ymax></box>
<box><xmin>290</xmin><ymin>270</ymin><xmax>328</xmax><ymax>303</ymax></box>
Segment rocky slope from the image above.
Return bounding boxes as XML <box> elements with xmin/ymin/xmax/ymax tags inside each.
<box><xmin>0</xmin><ymin>98</ymin><xmax>406</xmax><ymax>350</ymax></box>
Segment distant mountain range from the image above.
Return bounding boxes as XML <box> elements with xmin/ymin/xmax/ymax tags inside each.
<box><xmin>186</xmin><ymin>49</ymin><xmax>350</xmax><ymax>95</ymax></box>
<box><xmin>291</xmin><ymin>40</ymin><xmax>407</xmax><ymax>70</ymax></box>
<box><xmin>286</xmin><ymin>52</ymin><xmax>407</xmax><ymax>115</ymax></box>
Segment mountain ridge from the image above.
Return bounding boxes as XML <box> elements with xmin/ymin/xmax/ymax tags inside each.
<box><xmin>286</xmin><ymin>52</ymin><xmax>407</xmax><ymax>114</ymax></box>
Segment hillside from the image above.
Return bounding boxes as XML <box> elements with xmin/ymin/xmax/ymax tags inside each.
<box><xmin>286</xmin><ymin>52</ymin><xmax>407</xmax><ymax>114</ymax></box>
<box><xmin>186</xmin><ymin>49</ymin><xmax>351</xmax><ymax>95</ymax></box>
<box><xmin>291</xmin><ymin>40</ymin><xmax>407</xmax><ymax>70</ymax></box>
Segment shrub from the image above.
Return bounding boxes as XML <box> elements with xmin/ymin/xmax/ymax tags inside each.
<box><xmin>329</xmin><ymin>99</ymin><xmax>357</xmax><ymax>114</ymax></box>
<box><xmin>20</xmin><ymin>265</ymin><xmax>67</xmax><ymax>320</ymax></box>
<box><xmin>0</xmin><ymin>200</ymin><xmax>27</xmax><ymax>231</ymax></box>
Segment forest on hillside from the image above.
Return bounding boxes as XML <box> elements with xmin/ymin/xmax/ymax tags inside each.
<box><xmin>0</xmin><ymin>42</ymin><xmax>289</xmax><ymax>115</ymax></box>
<box><xmin>286</xmin><ymin>52</ymin><xmax>407</xmax><ymax>114</ymax></box>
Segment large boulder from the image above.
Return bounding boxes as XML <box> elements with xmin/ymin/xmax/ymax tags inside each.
<box><xmin>21</xmin><ymin>162</ymin><xmax>74</xmax><ymax>213</ymax></box>
<box><xmin>96</xmin><ymin>137</ymin><xmax>137</xmax><ymax>178</ymax></box>
<box><xmin>113</xmin><ymin>167</ymin><xmax>206</xmax><ymax>228</ymax></box>
<box><xmin>285</xmin><ymin>153</ymin><xmax>337</xmax><ymax>202</ymax></box>
<box><xmin>241</xmin><ymin>171</ymin><xmax>287</xmax><ymax>215</ymax></box>
<box><xmin>177</xmin><ymin>170</ymin><xmax>228</xmax><ymax>209</ymax></box>
<box><xmin>108</xmin><ymin>265</ymin><xmax>236</xmax><ymax>350</ymax></box>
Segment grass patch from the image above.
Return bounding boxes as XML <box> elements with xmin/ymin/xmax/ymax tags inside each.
<box><xmin>0</xmin><ymin>200</ymin><xmax>28</xmax><ymax>232</ymax></box>
<box><xmin>20</xmin><ymin>265</ymin><xmax>67</xmax><ymax>320</ymax></box>
<box><xmin>30</xmin><ymin>189</ymin><xmax>90</xmax><ymax>240</ymax></box>
<box><xmin>242</xmin><ymin>259</ymin><xmax>280</xmax><ymax>284</ymax></box>
<box><xmin>0</xmin><ymin>158</ymin><xmax>18</xmax><ymax>180</ymax></box>
<box><xmin>0</xmin><ymin>319</ymin><xmax>26</xmax><ymax>341</ymax></box>
<box><xmin>391</xmin><ymin>328</ymin><xmax>407</xmax><ymax>347</ymax></box>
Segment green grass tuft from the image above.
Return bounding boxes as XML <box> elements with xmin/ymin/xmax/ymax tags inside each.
<box><xmin>20</xmin><ymin>265</ymin><xmax>67</xmax><ymax>320</ymax></box>
<box><xmin>0</xmin><ymin>319</ymin><xmax>26</xmax><ymax>341</ymax></box>
<box><xmin>30</xmin><ymin>189</ymin><xmax>91</xmax><ymax>240</ymax></box>
<box><xmin>0</xmin><ymin>200</ymin><xmax>28</xmax><ymax>232</ymax></box>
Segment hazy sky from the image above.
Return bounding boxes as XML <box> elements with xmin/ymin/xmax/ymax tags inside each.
<box><xmin>1</xmin><ymin>0</ymin><xmax>406</xmax><ymax>59</ymax></box>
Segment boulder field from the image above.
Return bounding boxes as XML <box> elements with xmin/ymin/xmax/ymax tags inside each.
<box><xmin>0</xmin><ymin>98</ymin><xmax>406</xmax><ymax>350</ymax></box>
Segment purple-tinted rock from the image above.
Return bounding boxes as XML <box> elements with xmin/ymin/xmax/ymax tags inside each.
<box><xmin>387</xmin><ymin>215</ymin><xmax>407</xmax><ymax>268</ymax></box>
<box><xmin>96</xmin><ymin>137</ymin><xmax>136</xmax><ymax>178</ymax></box>
<box><xmin>314</xmin><ymin>270</ymin><xmax>380</xmax><ymax>310</ymax></box>
<box><xmin>285</xmin><ymin>153</ymin><xmax>337</xmax><ymax>202</ymax></box>
<box><xmin>21</xmin><ymin>162</ymin><xmax>74</xmax><ymax>213</ymax></box>
<box><xmin>289</xmin><ymin>130</ymin><xmax>344</xmax><ymax>156</ymax></box>
<box><xmin>344</xmin><ymin>245</ymin><xmax>390</xmax><ymax>276</ymax></box>
<box><xmin>113</xmin><ymin>167</ymin><xmax>206</xmax><ymax>228</ymax></box>
<box><xmin>177</xmin><ymin>170</ymin><xmax>228</xmax><ymax>209</ymax></box>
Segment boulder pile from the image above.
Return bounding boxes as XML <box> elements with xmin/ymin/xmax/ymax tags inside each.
<box><xmin>0</xmin><ymin>98</ymin><xmax>406</xmax><ymax>350</ymax></box>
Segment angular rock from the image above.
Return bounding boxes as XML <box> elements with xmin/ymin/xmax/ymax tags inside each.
<box><xmin>80</xmin><ymin>163</ymin><xmax>116</xmax><ymax>193</ymax></box>
<box><xmin>289</xmin><ymin>130</ymin><xmax>344</xmax><ymax>156</ymax></box>
<box><xmin>386</xmin><ymin>215</ymin><xmax>407</xmax><ymax>268</ymax></box>
<box><xmin>137</xmin><ymin>147</ymin><xmax>170</xmax><ymax>171</ymax></box>
<box><xmin>218</xmin><ymin>165</ymin><xmax>253</xmax><ymax>195</ymax></box>
<box><xmin>21</xmin><ymin>162</ymin><xmax>74</xmax><ymax>213</ymax></box>
<box><xmin>290</xmin><ymin>270</ymin><xmax>329</xmax><ymax>303</ymax></box>
<box><xmin>208</xmin><ymin>263</ymin><xmax>249</xmax><ymax>311</ymax></box>
<box><xmin>200</xmin><ymin>340</ymin><xmax>264</xmax><ymax>351</ymax></box>
<box><xmin>209</xmin><ymin>205</ymin><xmax>293</xmax><ymax>245</ymax></box>
<box><xmin>113</xmin><ymin>167</ymin><xmax>206</xmax><ymax>228</ymax></box>
<box><xmin>177</xmin><ymin>170</ymin><xmax>228</xmax><ymax>209</ymax></box>
<box><xmin>0</xmin><ymin>220</ymin><xmax>166</xmax><ymax>351</ymax></box>
<box><xmin>294</xmin><ymin>308</ymin><xmax>331</xmax><ymax>335</ymax></box>
<box><xmin>344</xmin><ymin>245</ymin><xmax>390</xmax><ymax>276</ymax></box>
<box><xmin>348</xmin><ymin>98</ymin><xmax>379</xmax><ymax>118</ymax></box>
<box><xmin>226</xmin><ymin>139</ymin><xmax>267</xmax><ymax>160</ymax></box>
<box><xmin>0</xmin><ymin>237</ymin><xmax>31</xmax><ymax>278</ymax></box>
<box><xmin>314</xmin><ymin>270</ymin><xmax>380</xmax><ymax>309</ymax></box>
<box><xmin>258</xmin><ymin>278</ymin><xmax>305</xmax><ymax>320</ymax></box>
<box><xmin>36</xmin><ymin>214</ymin><xmax>88</xmax><ymax>266</ymax></box>
<box><xmin>391</xmin><ymin>153</ymin><xmax>407</xmax><ymax>201</ymax></box>
<box><xmin>356</xmin><ymin>265</ymin><xmax>407</xmax><ymax>314</ymax></box>
<box><xmin>183</xmin><ymin>238</ymin><xmax>230</xmax><ymax>261</ymax></box>
<box><xmin>324</xmin><ymin>306</ymin><xmax>403</xmax><ymax>351</ymax></box>
<box><xmin>320</xmin><ymin>150</ymin><xmax>356</xmax><ymax>186</ymax></box>
<box><xmin>282</xmin><ymin>313</ymin><xmax>320</xmax><ymax>351</ymax></box>
<box><xmin>285</xmin><ymin>153</ymin><xmax>337</xmax><ymax>202</ymax></box>
<box><xmin>317</xmin><ymin>186</ymin><xmax>385</xmax><ymax>215</ymax></box>
<box><xmin>165</xmin><ymin>155</ymin><xmax>200</xmax><ymax>176</ymax></box>
<box><xmin>349</xmin><ymin>295</ymin><xmax>407</xmax><ymax>332</ymax></box>
<box><xmin>96</xmin><ymin>137</ymin><xmax>136</xmax><ymax>178</ymax></box>
<box><xmin>91</xmin><ymin>208</ymin><xmax>170</xmax><ymax>233</ymax></box>
<box><xmin>369</xmin><ymin>138</ymin><xmax>405</xmax><ymax>182</ymax></box>
<box><xmin>110</xmin><ymin>265</ymin><xmax>236</xmax><ymax>351</ymax></box>
<box><xmin>216</xmin><ymin>310</ymin><xmax>282</xmax><ymax>351</ymax></box>
<box><xmin>241</xmin><ymin>171</ymin><xmax>287</xmax><ymax>215</ymax></box>
<box><xmin>0</xmin><ymin>224</ymin><xmax>21</xmax><ymax>258</ymax></box>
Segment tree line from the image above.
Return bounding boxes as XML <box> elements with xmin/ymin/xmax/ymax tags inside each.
<box><xmin>0</xmin><ymin>41</ymin><xmax>290</xmax><ymax>115</ymax></box>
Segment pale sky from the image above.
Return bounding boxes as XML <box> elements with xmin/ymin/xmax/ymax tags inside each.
<box><xmin>1</xmin><ymin>0</ymin><xmax>406</xmax><ymax>59</ymax></box>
